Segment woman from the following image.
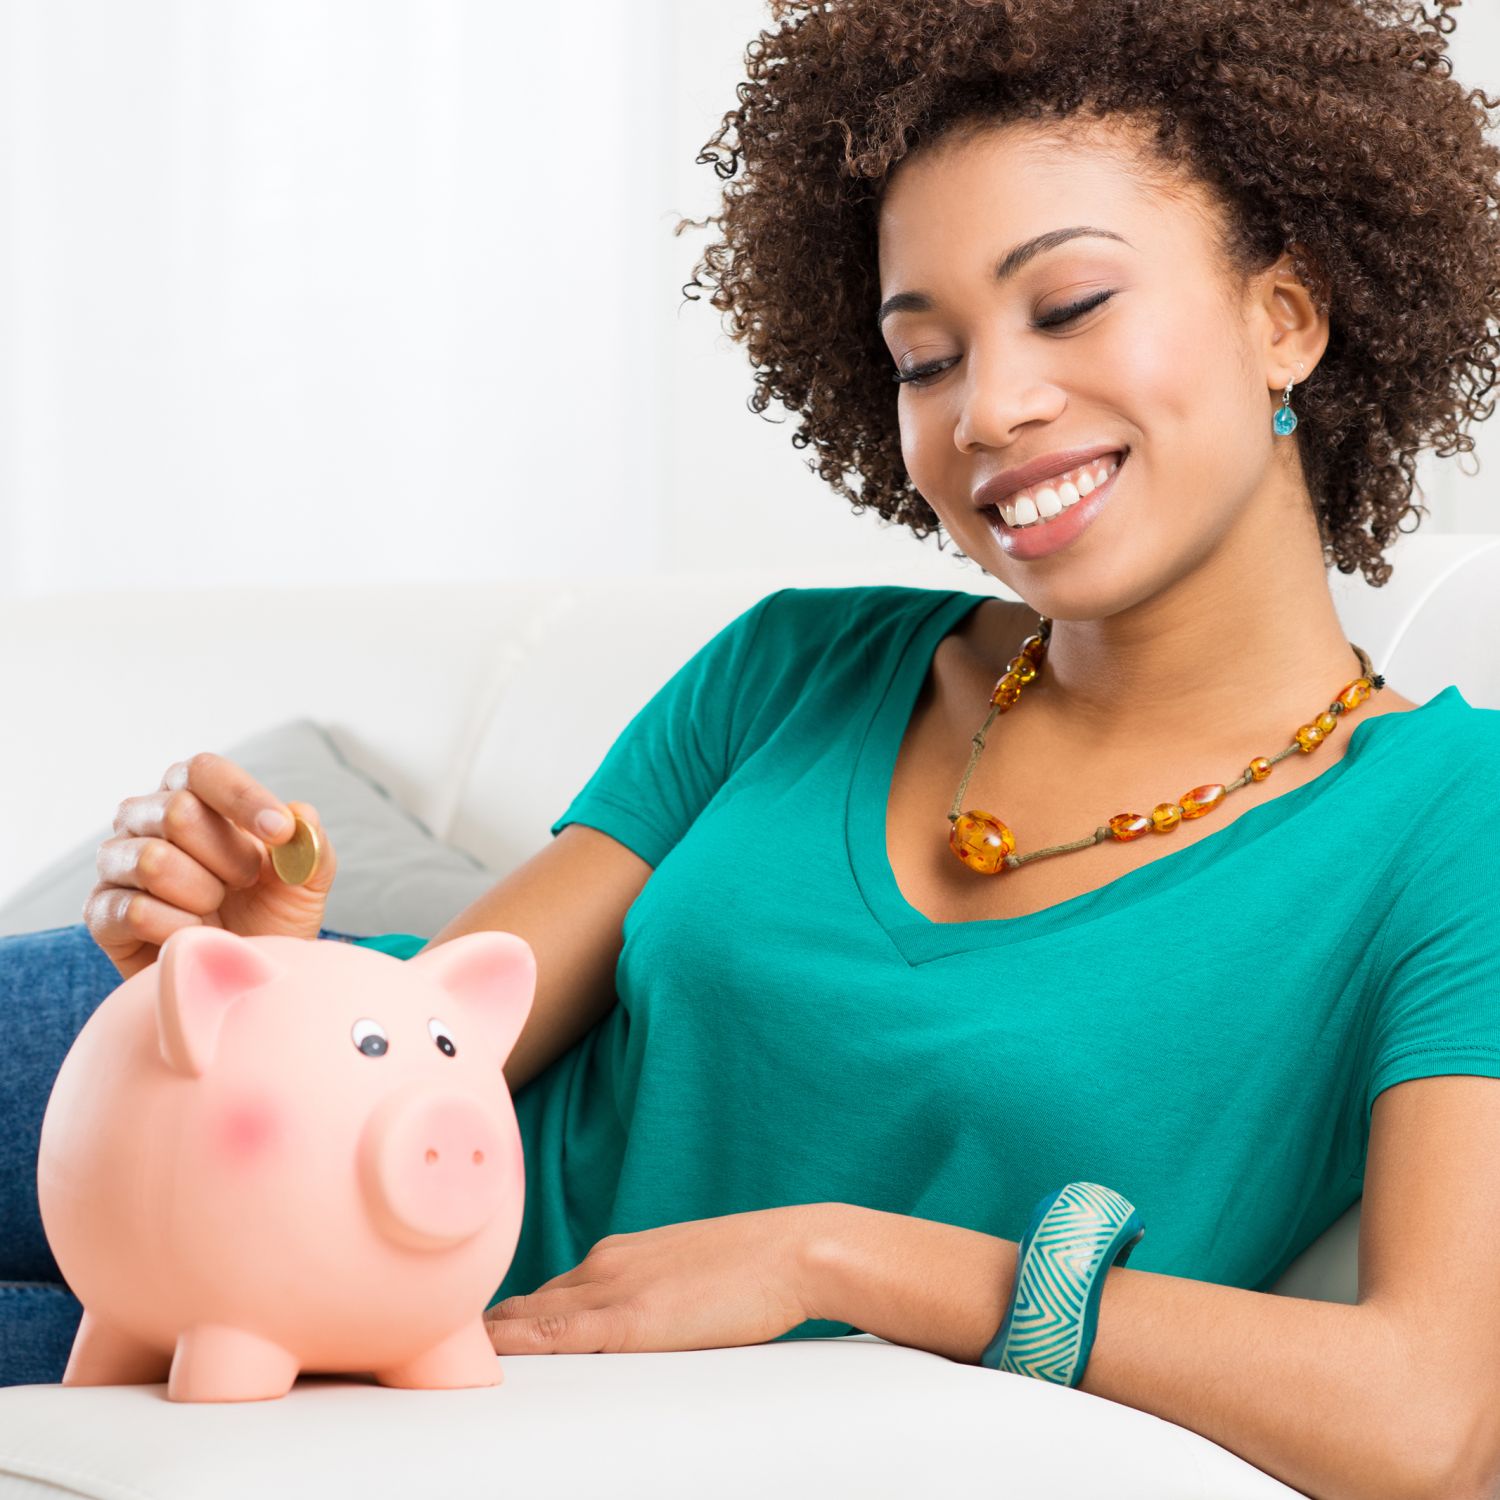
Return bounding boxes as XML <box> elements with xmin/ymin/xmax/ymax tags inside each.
<box><xmin>6</xmin><ymin>0</ymin><xmax>1500</xmax><ymax>1492</ymax></box>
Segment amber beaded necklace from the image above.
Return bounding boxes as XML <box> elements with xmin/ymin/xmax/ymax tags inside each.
<box><xmin>947</xmin><ymin>615</ymin><xmax>1386</xmax><ymax>874</ymax></box>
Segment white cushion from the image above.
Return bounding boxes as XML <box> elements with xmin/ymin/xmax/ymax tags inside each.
<box><xmin>0</xmin><ymin>1333</ymin><xmax>1305</xmax><ymax>1499</ymax></box>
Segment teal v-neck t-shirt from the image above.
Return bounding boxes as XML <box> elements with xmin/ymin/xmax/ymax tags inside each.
<box><xmin>356</xmin><ymin>584</ymin><xmax>1500</xmax><ymax>1339</ymax></box>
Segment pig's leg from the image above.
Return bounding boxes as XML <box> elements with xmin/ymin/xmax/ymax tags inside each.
<box><xmin>372</xmin><ymin>1318</ymin><xmax>504</xmax><ymax>1389</ymax></box>
<box><xmin>167</xmin><ymin>1323</ymin><xmax>301</xmax><ymax>1402</ymax></box>
<box><xmin>62</xmin><ymin>1307</ymin><xmax>172</xmax><ymax>1385</ymax></box>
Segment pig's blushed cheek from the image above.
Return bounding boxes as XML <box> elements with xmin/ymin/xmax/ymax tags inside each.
<box><xmin>217</xmin><ymin>1101</ymin><xmax>281</xmax><ymax>1160</ymax></box>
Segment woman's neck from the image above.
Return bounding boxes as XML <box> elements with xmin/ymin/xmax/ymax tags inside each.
<box><xmin>963</xmin><ymin>546</ymin><xmax>1401</xmax><ymax>762</ymax></box>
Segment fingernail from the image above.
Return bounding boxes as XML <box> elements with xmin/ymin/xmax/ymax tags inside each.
<box><xmin>257</xmin><ymin>810</ymin><xmax>290</xmax><ymax>838</ymax></box>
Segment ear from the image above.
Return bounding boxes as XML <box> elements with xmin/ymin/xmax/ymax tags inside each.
<box><xmin>157</xmin><ymin>926</ymin><xmax>286</xmax><ymax>1078</ymax></box>
<box><xmin>405</xmin><ymin>932</ymin><xmax>536</xmax><ymax>1067</ymax></box>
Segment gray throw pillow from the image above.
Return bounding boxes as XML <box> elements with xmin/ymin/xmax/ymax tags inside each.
<box><xmin>0</xmin><ymin>719</ymin><xmax>499</xmax><ymax>940</ymax></box>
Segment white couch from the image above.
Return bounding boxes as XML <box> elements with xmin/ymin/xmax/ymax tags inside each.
<box><xmin>2</xmin><ymin>534</ymin><xmax>1497</xmax><ymax>1500</ymax></box>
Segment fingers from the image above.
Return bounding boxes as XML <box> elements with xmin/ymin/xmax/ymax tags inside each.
<box><xmin>87</xmin><ymin>751</ymin><xmax>312</xmax><ymax>976</ymax></box>
<box><xmin>81</xmin><ymin>883</ymin><xmax>212</xmax><ymax>960</ymax></box>
<box><xmin>95</xmin><ymin>833</ymin><xmax>229</xmax><ymax>916</ymax></box>
<box><xmin>165</xmin><ymin>753</ymin><xmax>296</xmax><ymax>844</ymax></box>
<box><xmin>91</xmin><ymin>751</ymin><xmax>300</xmax><ymax>953</ymax></box>
<box><xmin>113</xmin><ymin>781</ymin><xmax>265</xmax><ymax>892</ymax></box>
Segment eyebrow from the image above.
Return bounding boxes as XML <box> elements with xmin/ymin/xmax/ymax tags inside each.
<box><xmin>876</xmin><ymin>226</ymin><xmax>1132</xmax><ymax>330</ymax></box>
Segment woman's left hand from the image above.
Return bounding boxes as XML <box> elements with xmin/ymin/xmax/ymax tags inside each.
<box><xmin>483</xmin><ymin>1205</ymin><xmax>830</xmax><ymax>1355</ymax></box>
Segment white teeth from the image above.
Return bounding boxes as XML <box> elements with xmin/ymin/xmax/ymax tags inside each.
<box><xmin>996</xmin><ymin>455</ymin><xmax>1119</xmax><ymax>529</ymax></box>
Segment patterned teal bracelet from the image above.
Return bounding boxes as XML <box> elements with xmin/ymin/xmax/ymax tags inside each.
<box><xmin>980</xmin><ymin>1181</ymin><xmax>1145</xmax><ymax>1386</ymax></box>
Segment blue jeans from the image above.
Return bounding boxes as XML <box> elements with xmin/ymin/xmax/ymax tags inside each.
<box><xmin>0</xmin><ymin>920</ymin><xmax>365</xmax><ymax>1387</ymax></box>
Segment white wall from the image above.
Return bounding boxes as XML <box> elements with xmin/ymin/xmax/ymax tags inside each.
<box><xmin>1</xmin><ymin>0</ymin><xmax>1495</xmax><ymax>602</ymax></box>
<box><xmin>0</xmin><ymin>0</ymin><xmax>673</xmax><ymax>597</ymax></box>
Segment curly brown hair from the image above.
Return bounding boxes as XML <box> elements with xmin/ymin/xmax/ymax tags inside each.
<box><xmin>675</xmin><ymin>0</ymin><xmax>1500</xmax><ymax>587</ymax></box>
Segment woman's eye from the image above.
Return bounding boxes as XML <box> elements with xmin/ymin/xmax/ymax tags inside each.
<box><xmin>1036</xmin><ymin>288</ymin><xmax>1115</xmax><ymax>328</ymax></box>
<box><xmin>892</xmin><ymin>357</ymin><xmax>954</xmax><ymax>388</ymax></box>
<box><xmin>893</xmin><ymin>290</ymin><xmax>1115</xmax><ymax>388</ymax></box>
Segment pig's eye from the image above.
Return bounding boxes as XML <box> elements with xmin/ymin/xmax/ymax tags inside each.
<box><xmin>351</xmin><ymin>1018</ymin><xmax>389</xmax><ymax>1058</ymax></box>
<box><xmin>428</xmin><ymin>1018</ymin><xmax>457</xmax><ymax>1057</ymax></box>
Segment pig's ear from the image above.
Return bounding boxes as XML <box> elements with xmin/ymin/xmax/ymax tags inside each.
<box><xmin>405</xmin><ymin>932</ymin><xmax>536</xmax><ymax>1065</ymax></box>
<box><xmin>157</xmin><ymin>926</ymin><xmax>285</xmax><ymax>1078</ymax></box>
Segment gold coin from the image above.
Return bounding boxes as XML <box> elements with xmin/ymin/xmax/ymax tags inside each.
<box><xmin>269</xmin><ymin>814</ymin><xmax>321</xmax><ymax>886</ymax></box>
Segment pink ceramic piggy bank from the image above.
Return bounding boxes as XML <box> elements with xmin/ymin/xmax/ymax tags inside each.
<box><xmin>36</xmin><ymin>925</ymin><xmax>535</xmax><ymax>1402</ymax></box>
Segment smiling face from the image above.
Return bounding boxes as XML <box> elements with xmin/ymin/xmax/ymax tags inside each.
<box><xmin>876</xmin><ymin>113</ymin><xmax>1323</xmax><ymax>619</ymax></box>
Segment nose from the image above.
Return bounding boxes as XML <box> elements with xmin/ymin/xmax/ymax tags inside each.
<box><xmin>361</xmin><ymin>1090</ymin><xmax>507</xmax><ymax>1250</ymax></box>
<box><xmin>952</xmin><ymin>364</ymin><xmax>1065</xmax><ymax>454</ymax></box>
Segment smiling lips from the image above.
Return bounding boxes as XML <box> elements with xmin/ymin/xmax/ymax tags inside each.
<box><xmin>988</xmin><ymin>452</ymin><xmax>1124</xmax><ymax>529</ymax></box>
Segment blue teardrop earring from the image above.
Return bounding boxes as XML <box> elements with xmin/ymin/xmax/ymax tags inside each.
<box><xmin>1273</xmin><ymin>362</ymin><xmax>1305</xmax><ymax>435</ymax></box>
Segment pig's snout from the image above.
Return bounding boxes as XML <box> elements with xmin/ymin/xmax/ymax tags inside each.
<box><xmin>360</xmin><ymin>1090</ymin><xmax>508</xmax><ymax>1251</ymax></box>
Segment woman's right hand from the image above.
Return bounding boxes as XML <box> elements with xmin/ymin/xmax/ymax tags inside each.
<box><xmin>85</xmin><ymin>751</ymin><xmax>339</xmax><ymax>982</ymax></box>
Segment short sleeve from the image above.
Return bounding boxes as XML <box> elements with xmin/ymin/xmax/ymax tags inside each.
<box><xmin>548</xmin><ymin>589</ymin><xmax>786</xmax><ymax>869</ymax></box>
<box><xmin>1362</xmin><ymin>820</ymin><xmax>1500</xmax><ymax>1137</ymax></box>
<box><xmin>346</xmin><ymin>932</ymin><xmax>428</xmax><ymax>959</ymax></box>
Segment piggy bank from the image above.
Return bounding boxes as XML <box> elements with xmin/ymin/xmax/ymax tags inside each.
<box><xmin>36</xmin><ymin>925</ymin><xmax>535</xmax><ymax>1402</ymax></box>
